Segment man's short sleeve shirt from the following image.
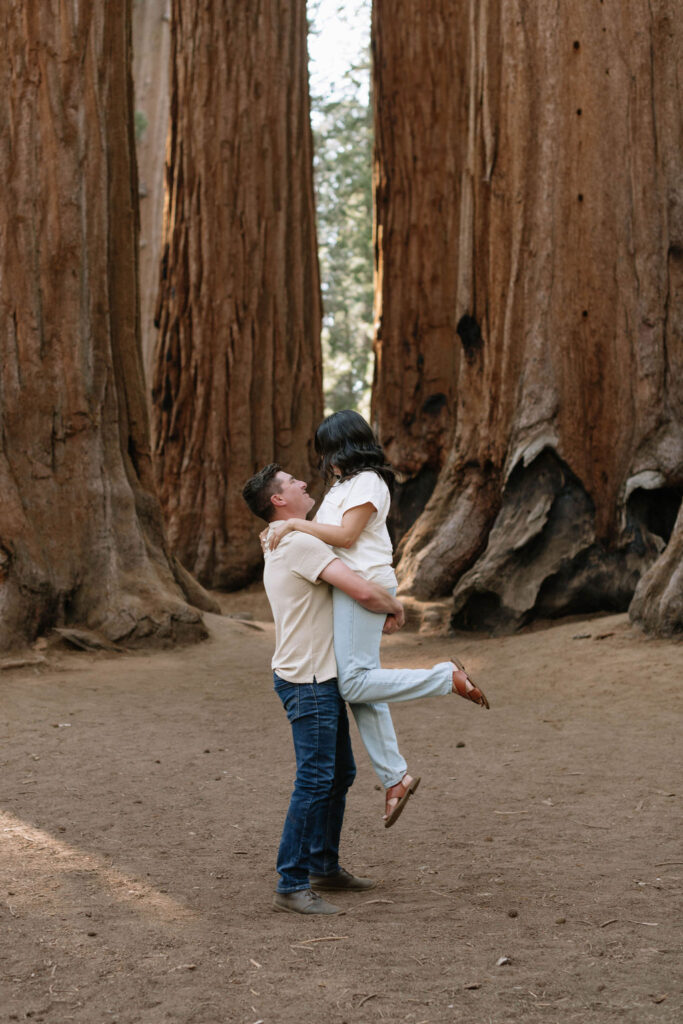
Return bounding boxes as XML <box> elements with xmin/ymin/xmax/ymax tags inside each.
<box><xmin>262</xmin><ymin>530</ymin><xmax>338</xmax><ymax>684</ymax></box>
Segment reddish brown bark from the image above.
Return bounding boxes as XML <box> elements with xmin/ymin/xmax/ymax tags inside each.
<box><xmin>371</xmin><ymin>0</ymin><xmax>464</xmax><ymax>482</ymax></box>
<box><xmin>152</xmin><ymin>0</ymin><xmax>323</xmax><ymax>589</ymax></box>
<box><xmin>0</xmin><ymin>0</ymin><xmax>214</xmax><ymax>652</ymax></box>
<box><xmin>372</xmin><ymin>1</ymin><xmax>682</xmax><ymax>631</ymax></box>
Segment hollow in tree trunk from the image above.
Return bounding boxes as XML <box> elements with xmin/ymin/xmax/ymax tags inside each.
<box><xmin>629</xmin><ymin>504</ymin><xmax>683</xmax><ymax>636</ymax></box>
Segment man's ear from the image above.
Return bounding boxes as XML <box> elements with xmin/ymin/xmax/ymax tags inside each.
<box><xmin>271</xmin><ymin>492</ymin><xmax>285</xmax><ymax>508</ymax></box>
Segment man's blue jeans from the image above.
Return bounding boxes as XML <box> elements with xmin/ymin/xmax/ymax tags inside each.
<box><xmin>274</xmin><ymin>674</ymin><xmax>356</xmax><ymax>893</ymax></box>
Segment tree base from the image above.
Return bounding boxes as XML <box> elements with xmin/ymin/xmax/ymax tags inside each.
<box><xmin>629</xmin><ymin>503</ymin><xmax>683</xmax><ymax>637</ymax></box>
<box><xmin>449</xmin><ymin>450</ymin><xmax>671</xmax><ymax>634</ymax></box>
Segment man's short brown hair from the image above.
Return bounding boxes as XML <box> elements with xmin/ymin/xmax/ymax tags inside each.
<box><xmin>242</xmin><ymin>463</ymin><xmax>283</xmax><ymax>522</ymax></box>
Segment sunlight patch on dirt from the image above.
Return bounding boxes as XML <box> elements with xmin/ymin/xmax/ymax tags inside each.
<box><xmin>1</xmin><ymin>810</ymin><xmax>195</xmax><ymax>922</ymax></box>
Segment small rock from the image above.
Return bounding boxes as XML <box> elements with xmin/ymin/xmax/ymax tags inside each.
<box><xmin>496</xmin><ymin>956</ymin><xmax>512</xmax><ymax>967</ymax></box>
<box><xmin>456</xmin><ymin>741</ymin><xmax>466</xmax><ymax>748</ymax></box>
<box><xmin>484</xmin><ymin>836</ymin><xmax>493</xmax><ymax>842</ymax></box>
<box><xmin>87</xmin><ymin>931</ymin><xmax>97</xmax><ymax>937</ymax></box>
<box><xmin>555</xmin><ymin>917</ymin><xmax>566</xmax><ymax>924</ymax></box>
<box><xmin>464</xmin><ymin>982</ymin><xmax>480</xmax><ymax>990</ymax></box>
<box><xmin>508</xmin><ymin>909</ymin><xmax>518</xmax><ymax>918</ymax></box>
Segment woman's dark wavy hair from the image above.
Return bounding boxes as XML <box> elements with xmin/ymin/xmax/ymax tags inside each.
<box><xmin>314</xmin><ymin>410</ymin><xmax>394</xmax><ymax>488</ymax></box>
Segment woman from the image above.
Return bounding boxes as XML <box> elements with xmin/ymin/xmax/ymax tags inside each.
<box><xmin>269</xmin><ymin>410</ymin><xmax>489</xmax><ymax>826</ymax></box>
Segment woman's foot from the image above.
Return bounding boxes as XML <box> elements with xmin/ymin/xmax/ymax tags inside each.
<box><xmin>383</xmin><ymin>773</ymin><xmax>421</xmax><ymax>828</ymax></box>
<box><xmin>451</xmin><ymin>657</ymin><xmax>490</xmax><ymax>708</ymax></box>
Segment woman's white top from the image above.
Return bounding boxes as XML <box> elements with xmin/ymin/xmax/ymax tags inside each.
<box><xmin>315</xmin><ymin>470</ymin><xmax>397</xmax><ymax>589</ymax></box>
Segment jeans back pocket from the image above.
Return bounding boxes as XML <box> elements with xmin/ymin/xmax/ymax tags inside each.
<box><xmin>274</xmin><ymin>674</ymin><xmax>301</xmax><ymax>723</ymax></box>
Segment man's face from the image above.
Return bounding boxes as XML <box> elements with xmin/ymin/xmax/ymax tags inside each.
<box><xmin>271</xmin><ymin>471</ymin><xmax>314</xmax><ymax>519</ymax></box>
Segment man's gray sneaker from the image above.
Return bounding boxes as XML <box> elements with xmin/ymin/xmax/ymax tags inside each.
<box><xmin>272</xmin><ymin>888</ymin><xmax>340</xmax><ymax>915</ymax></box>
<box><xmin>309</xmin><ymin>867</ymin><xmax>376</xmax><ymax>891</ymax></box>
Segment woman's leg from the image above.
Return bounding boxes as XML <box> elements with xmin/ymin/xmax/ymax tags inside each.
<box><xmin>349</xmin><ymin>702</ymin><xmax>407</xmax><ymax>789</ymax></box>
<box><xmin>333</xmin><ymin>588</ymin><xmax>407</xmax><ymax>789</ymax></box>
<box><xmin>334</xmin><ymin>588</ymin><xmax>453</xmax><ymax>705</ymax></box>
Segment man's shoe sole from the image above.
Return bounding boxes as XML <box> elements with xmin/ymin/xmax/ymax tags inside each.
<box><xmin>309</xmin><ymin>877</ymin><xmax>376</xmax><ymax>891</ymax></box>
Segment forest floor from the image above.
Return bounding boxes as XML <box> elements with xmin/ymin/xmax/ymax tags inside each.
<box><xmin>1</xmin><ymin>585</ymin><xmax>682</xmax><ymax>1024</ymax></box>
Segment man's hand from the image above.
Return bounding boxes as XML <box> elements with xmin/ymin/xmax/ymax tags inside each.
<box><xmin>319</xmin><ymin>560</ymin><xmax>403</xmax><ymax>616</ymax></box>
<box><xmin>392</xmin><ymin>602</ymin><xmax>405</xmax><ymax>629</ymax></box>
<box><xmin>382</xmin><ymin>614</ymin><xmax>400</xmax><ymax>635</ymax></box>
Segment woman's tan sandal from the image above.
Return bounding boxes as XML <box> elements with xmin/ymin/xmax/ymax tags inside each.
<box><xmin>384</xmin><ymin>775</ymin><xmax>421</xmax><ymax>828</ymax></box>
<box><xmin>452</xmin><ymin>657</ymin><xmax>490</xmax><ymax>709</ymax></box>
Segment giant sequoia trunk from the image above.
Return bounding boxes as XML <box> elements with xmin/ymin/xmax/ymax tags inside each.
<box><xmin>0</xmin><ymin>0</ymin><xmax>215</xmax><ymax>652</ymax></box>
<box><xmin>132</xmin><ymin>0</ymin><xmax>171</xmax><ymax>384</ymax></box>
<box><xmin>372</xmin><ymin>0</ymin><xmax>683</xmax><ymax>631</ymax></box>
<box><xmin>153</xmin><ymin>0</ymin><xmax>323</xmax><ymax>589</ymax></box>
<box><xmin>371</xmin><ymin>0</ymin><xmax>465</xmax><ymax>537</ymax></box>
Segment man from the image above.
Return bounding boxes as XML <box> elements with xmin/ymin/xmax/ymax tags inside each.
<box><xmin>242</xmin><ymin>463</ymin><xmax>405</xmax><ymax>915</ymax></box>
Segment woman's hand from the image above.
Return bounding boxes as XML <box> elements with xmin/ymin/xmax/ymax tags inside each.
<box><xmin>268</xmin><ymin>520</ymin><xmax>295</xmax><ymax>550</ymax></box>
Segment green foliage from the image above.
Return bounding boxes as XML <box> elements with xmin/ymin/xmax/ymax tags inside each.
<box><xmin>310</xmin><ymin>4</ymin><xmax>373</xmax><ymax>416</ymax></box>
<box><xmin>134</xmin><ymin>109</ymin><xmax>148</xmax><ymax>142</ymax></box>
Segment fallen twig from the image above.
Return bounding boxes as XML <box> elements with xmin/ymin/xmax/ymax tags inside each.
<box><xmin>358</xmin><ymin>994</ymin><xmax>378</xmax><ymax>1007</ymax></box>
<box><xmin>54</xmin><ymin>627</ymin><xmax>123</xmax><ymax>652</ymax></box>
<box><xmin>600</xmin><ymin>919</ymin><xmax>618</xmax><ymax>928</ymax></box>
<box><xmin>297</xmin><ymin>936</ymin><xmax>348</xmax><ymax>944</ymax></box>
<box><xmin>0</xmin><ymin>656</ymin><xmax>46</xmax><ymax>670</ymax></box>
<box><xmin>572</xmin><ymin>821</ymin><xmax>611</xmax><ymax>830</ymax></box>
<box><xmin>429</xmin><ymin>888</ymin><xmax>458</xmax><ymax>902</ymax></box>
<box><xmin>343</xmin><ymin>898</ymin><xmax>395</xmax><ymax>912</ymax></box>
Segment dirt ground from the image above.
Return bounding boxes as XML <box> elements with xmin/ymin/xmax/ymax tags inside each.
<box><xmin>1</xmin><ymin>586</ymin><xmax>682</xmax><ymax>1024</ymax></box>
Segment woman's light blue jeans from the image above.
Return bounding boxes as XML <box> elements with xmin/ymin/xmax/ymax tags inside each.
<box><xmin>333</xmin><ymin>587</ymin><xmax>453</xmax><ymax>790</ymax></box>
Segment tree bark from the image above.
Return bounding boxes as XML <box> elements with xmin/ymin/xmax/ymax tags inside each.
<box><xmin>132</xmin><ymin>0</ymin><xmax>172</xmax><ymax>385</ymax></box>
<box><xmin>372</xmin><ymin>0</ymin><xmax>683</xmax><ymax>631</ymax></box>
<box><xmin>629</xmin><ymin>503</ymin><xmax>683</xmax><ymax>636</ymax></box>
<box><xmin>153</xmin><ymin>0</ymin><xmax>323</xmax><ymax>589</ymax></box>
<box><xmin>371</xmin><ymin>0</ymin><xmax>467</xmax><ymax>535</ymax></box>
<box><xmin>0</xmin><ymin>0</ymin><xmax>215</xmax><ymax>652</ymax></box>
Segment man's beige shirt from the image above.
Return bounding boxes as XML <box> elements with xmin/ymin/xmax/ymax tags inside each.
<box><xmin>263</xmin><ymin>528</ymin><xmax>338</xmax><ymax>684</ymax></box>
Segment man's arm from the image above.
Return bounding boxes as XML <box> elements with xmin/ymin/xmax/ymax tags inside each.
<box><xmin>319</xmin><ymin>558</ymin><xmax>404</xmax><ymax>624</ymax></box>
